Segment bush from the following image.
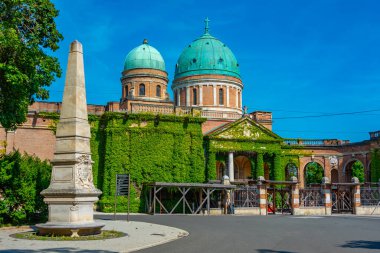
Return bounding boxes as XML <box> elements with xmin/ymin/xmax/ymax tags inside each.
<box><xmin>0</xmin><ymin>152</ymin><xmax>51</xmax><ymax>225</ymax></box>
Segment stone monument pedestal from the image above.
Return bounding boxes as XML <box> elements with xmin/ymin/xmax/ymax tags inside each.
<box><xmin>36</xmin><ymin>41</ymin><xmax>103</xmax><ymax>236</ymax></box>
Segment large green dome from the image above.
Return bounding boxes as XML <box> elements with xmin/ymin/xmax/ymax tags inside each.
<box><xmin>174</xmin><ymin>32</ymin><xmax>240</xmax><ymax>79</ymax></box>
<box><xmin>124</xmin><ymin>39</ymin><xmax>165</xmax><ymax>71</ymax></box>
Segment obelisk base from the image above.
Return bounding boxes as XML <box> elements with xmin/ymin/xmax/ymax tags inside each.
<box><xmin>36</xmin><ymin>191</ymin><xmax>104</xmax><ymax>236</ymax></box>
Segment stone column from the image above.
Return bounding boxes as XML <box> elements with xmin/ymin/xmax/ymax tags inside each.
<box><xmin>228</xmin><ymin>152</ymin><xmax>234</xmax><ymax>182</ymax></box>
<box><xmin>177</xmin><ymin>88</ymin><xmax>181</xmax><ymax>106</ymax></box>
<box><xmin>186</xmin><ymin>86</ymin><xmax>190</xmax><ymax>106</ymax></box>
<box><xmin>352</xmin><ymin>177</ymin><xmax>361</xmax><ymax>214</ymax></box>
<box><xmin>257</xmin><ymin>176</ymin><xmax>267</xmax><ymax>215</ymax></box>
<box><xmin>290</xmin><ymin>176</ymin><xmax>300</xmax><ymax>215</ymax></box>
<box><xmin>37</xmin><ymin>41</ymin><xmax>103</xmax><ymax>236</ymax></box>
<box><xmin>213</xmin><ymin>85</ymin><xmax>217</xmax><ymax>105</ymax></box>
<box><xmin>235</xmin><ymin>88</ymin><xmax>238</xmax><ymax>108</ymax></box>
<box><xmin>322</xmin><ymin>177</ymin><xmax>332</xmax><ymax>215</ymax></box>
<box><xmin>240</xmin><ymin>90</ymin><xmax>243</xmax><ymax>108</ymax></box>
<box><xmin>199</xmin><ymin>85</ymin><xmax>203</xmax><ymax>106</ymax></box>
<box><xmin>226</xmin><ymin>86</ymin><xmax>230</xmax><ymax>107</ymax></box>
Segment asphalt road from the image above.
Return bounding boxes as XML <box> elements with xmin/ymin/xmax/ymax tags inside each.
<box><xmin>96</xmin><ymin>214</ymin><xmax>380</xmax><ymax>253</ymax></box>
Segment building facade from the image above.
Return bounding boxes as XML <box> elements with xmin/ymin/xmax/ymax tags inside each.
<box><xmin>1</xmin><ymin>21</ymin><xmax>379</xmax><ymax>190</ymax></box>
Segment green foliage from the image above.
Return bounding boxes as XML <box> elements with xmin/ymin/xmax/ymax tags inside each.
<box><xmin>351</xmin><ymin>161</ymin><xmax>365</xmax><ymax>183</ymax></box>
<box><xmin>90</xmin><ymin>113</ymin><xmax>205</xmax><ymax>212</ymax></box>
<box><xmin>371</xmin><ymin>149</ymin><xmax>380</xmax><ymax>182</ymax></box>
<box><xmin>249</xmin><ymin>157</ymin><xmax>256</xmax><ymax>180</ymax></box>
<box><xmin>273</xmin><ymin>154</ymin><xmax>283</xmax><ymax>181</ymax></box>
<box><xmin>305</xmin><ymin>162</ymin><xmax>324</xmax><ymax>185</ymax></box>
<box><xmin>0</xmin><ymin>0</ymin><xmax>63</xmax><ymax>130</ymax></box>
<box><xmin>0</xmin><ymin>151</ymin><xmax>51</xmax><ymax>225</ymax></box>
<box><xmin>256</xmin><ymin>153</ymin><xmax>264</xmax><ymax>178</ymax></box>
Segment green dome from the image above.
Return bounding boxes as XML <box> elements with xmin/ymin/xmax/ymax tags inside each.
<box><xmin>124</xmin><ymin>39</ymin><xmax>165</xmax><ymax>71</ymax></box>
<box><xmin>174</xmin><ymin>32</ymin><xmax>240</xmax><ymax>79</ymax></box>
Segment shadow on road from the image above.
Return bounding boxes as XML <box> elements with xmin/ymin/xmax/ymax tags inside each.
<box><xmin>0</xmin><ymin>248</ymin><xmax>117</xmax><ymax>253</ymax></box>
<box><xmin>340</xmin><ymin>240</ymin><xmax>380</xmax><ymax>249</ymax></box>
<box><xmin>256</xmin><ymin>250</ymin><xmax>298</xmax><ymax>253</ymax></box>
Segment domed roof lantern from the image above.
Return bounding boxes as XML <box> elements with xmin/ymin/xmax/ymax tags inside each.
<box><xmin>123</xmin><ymin>39</ymin><xmax>165</xmax><ymax>71</ymax></box>
<box><xmin>174</xmin><ymin>19</ymin><xmax>240</xmax><ymax>80</ymax></box>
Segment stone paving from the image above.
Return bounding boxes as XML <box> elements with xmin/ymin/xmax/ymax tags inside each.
<box><xmin>0</xmin><ymin>219</ymin><xmax>188</xmax><ymax>253</ymax></box>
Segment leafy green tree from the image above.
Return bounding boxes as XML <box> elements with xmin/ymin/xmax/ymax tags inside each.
<box><xmin>305</xmin><ymin>162</ymin><xmax>324</xmax><ymax>186</ymax></box>
<box><xmin>0</xmin><ymin>151</ymin><xmax>51</xmax><ymax>225</ymax></box>
<box><xmin>0</xmin><ymin>0</ymin><xmax>63</xmax><ymax>130</ymax></box>
<box><xmin>351</xmin><ymin>161</ymin><xmax>365</xmax><ymax>183</ymax></box>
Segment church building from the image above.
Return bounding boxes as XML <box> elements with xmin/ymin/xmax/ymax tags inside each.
<box><xmin>1</xmin><ymin>20</ymin><xmax>379</xmax><ymax>198</ymax></box>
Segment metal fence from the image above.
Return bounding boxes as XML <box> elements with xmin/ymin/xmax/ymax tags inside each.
<box><xmin>299</xmin><ymin>187</ymin><xmax>324</xmax><ymax>207</ymax></box>
<box><xmin>234</xmin><ymin>186</ymin><xmax>259</xmax><ymax>208</ymax></box>
<box><xmin>360</xmin><ymin>186</ymin><xmax>380</xmax><ymax>206</ymax></box>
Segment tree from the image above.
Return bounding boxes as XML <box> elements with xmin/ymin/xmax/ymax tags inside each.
<box><xmin>305</xmin><ymin>162</ymin><xmax>324</xmax><ymax>186</ymax></box>
<box><xmin>351</xmin><ymin>161</ymin><xmax>365</xmax><ymax>183</ymax></box>
<box><xmin>0</xmin><ymin>0</ymin><xmax>63</xmax><ymax>130</ymax></box>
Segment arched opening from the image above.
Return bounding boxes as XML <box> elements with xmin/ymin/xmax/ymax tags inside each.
<box><xmin>193</xmin><ymin>88</ymin><xmax>197</xmax><ymax>105</ymax></box>
<box><xmin>139</xmin><ymin>83</ymin><xmax>145</xmax><ymax>96</ymax></box>
<box><xmin>125</xmin><ymin>85</ymin><xmax>129</xmax><ymax>97</ymax></box>
<box><xmin>367</xmin><ymin>161</ymin><xmax>372</xmax><ymax>182</ymax></box>
<box><xmin>216</xmin><ymin>161</ymin><xmax>225</xmax><ymax>180</ymax></box>
<box><xmin>233</xmin><ymin>156</ymin><xmax>251</xmax><ymax>180</ymax></box>
<box><xmin>285</xmin><ymin>163</ymin><xmax>298</xmax><ymax>180</ymax></box>
<box><xmin>156</xmin><ymin>85</ymin><xmax>161</xmax><ymax>97</ymax></box>
<box><xmin>174</xmin><ymin>90</ymin><xmax>178</xmax><ymax>105</ymax></box>
<box><xmin>331</xmin><ymin>169</ymin><xmax>339</xmax><ymax>183</ymax></box>
<box><xmin>304</xmin><ymin>162</ymin><xmax>324</xmax><ymax>187</ymax></box>
<box><xmin>219</xmin><ymin>88</ymin><xmax>224</xmax><ymax>105</ymax></box>
<box><xmin>345</xmin><ymin>160</ymin><xmax>365</xmax><ymax>183</ymax></box>
<box><xmin>264</xmin><ymin>162</ymin><xmax>271</xmax><ymax>180</ymax></box>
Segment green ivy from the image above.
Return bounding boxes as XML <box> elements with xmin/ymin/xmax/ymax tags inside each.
<box><xmin>256</xmin><ymin>153</ymin><xmax>264</xmax><ymax>178</ymax></box>
<box><xmin>371</xmin><ymin>149</ymin><xmax>380</xmax><ymax>182</ymax></box>
<box><xmin>90</xmin><ymin>113</ymin><xmax>205</xmax><ymax>212</ymax></box>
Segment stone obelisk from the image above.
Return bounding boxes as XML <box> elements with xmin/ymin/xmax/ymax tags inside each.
<box><xmin>37</xmin><ymin>41</ymin><xmax>103</xmax><ymax>236</ymax></box>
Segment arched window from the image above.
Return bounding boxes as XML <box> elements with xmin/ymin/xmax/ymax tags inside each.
<box><xmin>193</xmin><ymin>88</ymin><xmax>197</xmax><ymax>105</ymax></box>
<box><xmin>219</xmin><ymin>88</ymin><xmax>224</xmax><ymax>105</ymax></box>
<box><xmin>139</xmin><ymin>83</ymin><xmax>145</xmax><ymax>96</ymax></box>
<box><xmin>156</xmin><ymin>85</ymin><xmax>161</xmax><ymax>97</ymax></box>
<box><xmin>125</xmin><ymin>86</ymin><xmax>129</xmax><ymax>97</ymax></box>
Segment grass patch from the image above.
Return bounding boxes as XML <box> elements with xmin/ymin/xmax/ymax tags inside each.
<box><xmin>12</xmin><ymin>230</ymin><xmax>126</xmax><ymax>241</ymax></box>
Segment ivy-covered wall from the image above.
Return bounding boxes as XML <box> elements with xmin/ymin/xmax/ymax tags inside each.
<box><xmin>91</xmin><ymin>113</ymin><xmax>206</xmax><ymax>212</ymax></box>
<box><xmin>371</xmin><ymin>148</ymin><xmax>380</xmax><ymax>182</ymax></box>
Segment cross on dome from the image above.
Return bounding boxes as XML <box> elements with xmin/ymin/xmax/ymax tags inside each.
<box><xmin>204</xmin><ymin>17</ymin><xmax>210</xmax><ymax>34</ymax></box>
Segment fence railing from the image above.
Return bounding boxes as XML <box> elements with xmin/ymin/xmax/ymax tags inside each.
<box><xmin>283</xmin><ymin>139</ymin><xmax>350</xmax><ymax>147</ymax></box>
<box><xmin>234</xmin><ymin>186</ymin><xmax>259</xmax><ymax>208</ymax></box>
<box><xmin>360</xmin><ymin>186</ymin><xmax>380</xmax><ymax>206</ymax></box>
<box><xmin>299</xmin><ymin>187</ymin><xmax>324</xmax><ymax>207</ymax></box>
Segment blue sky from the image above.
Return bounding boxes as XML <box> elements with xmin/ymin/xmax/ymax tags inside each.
<box><xmin>47</xmin><ymin>0</ymin><xmax>380</xmax><ymax>142</ymax></box>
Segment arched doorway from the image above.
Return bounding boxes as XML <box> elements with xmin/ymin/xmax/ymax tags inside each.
<box><xmin>331</xmin><ymin>169</ymin><xmax>339</xmax><ymax>183</ymax></box>
<box><xmin>304</xmin><ymin>162</ymin><xmax>324</xmax><ymax>187</ymax></box>
<box><xmin>285</xmin><ymin>163</ymin><xmax>298</xmax><ymax>180</ymax></box>
<box><xmin>264</xmin><ymin>162</ymin><xmax>270</xmax><ymax>180</ymax></box>
<box><xmin>367</xmin><ymin>161</ymin><xmax>372</xmax><ymax>182</ymax></box>
<box><xmin>216</xmin><ymin>161</ymin><xmax>225</xmax><ymax>180</ymax></box>
<box><xmin>234</xmin><ymin>156</ymin><xmax>251</xmax><ymax>180</ymax></box>
<box><xmin>345</xmin><ymin>160</ymin><xmax>365</xmax><ymax>183</ymax></box>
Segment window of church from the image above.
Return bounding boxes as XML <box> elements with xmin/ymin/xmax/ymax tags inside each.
<box><xmin>139</xmin><ymin>83</ymin><xmax>145</xmax><ymax>96</ymax></box>
<box><xmin>193</xmin><ymin>88</ymin><xmax>197</xmax><ymax>105</ymax></box>
<box><xmin>156</xmin><ymin>85</ymin><xmax>161</xmax><ymax>97</ymax></box>
<box><xmin>219</xmin><ymin>88</ymin><xmax>224</xmax><ymax>105</ymax></box>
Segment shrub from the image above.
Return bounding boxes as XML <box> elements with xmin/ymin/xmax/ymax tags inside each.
<box><xmin>0</xmin><ymin>152</ymin><xmax>51</xmax><ymax>225</ymax></box>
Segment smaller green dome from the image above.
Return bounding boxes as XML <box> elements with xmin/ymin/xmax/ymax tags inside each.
<box><xmin>124</xmin><ymin>39</ymin><xmax>165</xmax><ymax>71</ymax></box>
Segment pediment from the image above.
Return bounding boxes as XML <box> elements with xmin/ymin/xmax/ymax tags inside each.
<box><xmin>207</xmin><ymin>117</ymin><xmax>281</xmax><ymax>141</ymax></box>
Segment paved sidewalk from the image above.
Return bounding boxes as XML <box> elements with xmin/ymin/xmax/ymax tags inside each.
<box><xmin>0</xmin><ymin>219</ymin><xmax>188</xmax><ymax>253</ymax></box>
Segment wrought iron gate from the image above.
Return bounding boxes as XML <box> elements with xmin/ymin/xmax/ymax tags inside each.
<box><xmin>331</xmin><ymin>184</ymin><xmax>353</xmax><ymax>213</ymax></box>
<box><xmin>267</xmin><ymin>186</ymin><xmax>292</xmax><ymax>214</ymax></box>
